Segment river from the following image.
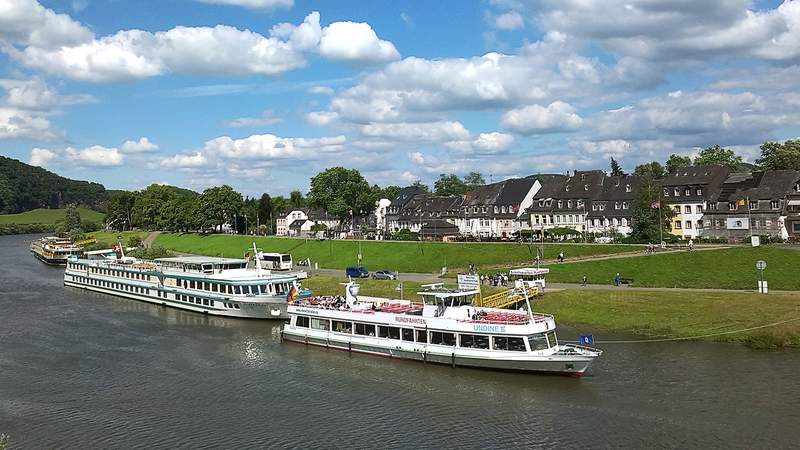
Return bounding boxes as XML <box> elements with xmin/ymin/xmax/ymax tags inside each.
<box><xmin>1</xmin><ymin>234</ymin><xmax>799</xmax><ymax>449</ymax></box>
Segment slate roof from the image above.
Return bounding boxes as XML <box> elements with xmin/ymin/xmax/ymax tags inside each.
<box><xmin>707</xmin><ymin>170</ymin><xmax>800</xmax><ymax>215</ymax></box>
<box><xmin>392</xmin><ymin>186</ymin><xmax>426</xmax><ymax>209</ymax></box>
<box><xmin>663</xmin><ymin>165</ymin><xmax>730</xmax><ymax>186</ymax></box>
<box><xmin>398</xmin><ymin>194</ymin><xmax>462</xmax><ymax>220</ymax></box>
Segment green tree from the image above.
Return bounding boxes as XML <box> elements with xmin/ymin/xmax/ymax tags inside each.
<box><xmin>63</xmin><ymin>204</ymin><xmax>82</xmax><ymax>232</ymax></box>
<box><xmin>434</xmin><ymin>173</ymin><xmax>467</xmax><ymax>196</ymax></box>
<box><xmin>198</xmin><ymin>185</ymin><xmax>243</xmax><ymax>232</ymax></box>
<box><xmin>132</xmin><ymin>184</ymin><xmax>179</xmax><ymax>230</ymax></box>
<box><xmin>289</xmin><ymin>190</ymin><xmax>305</xmax><ymax>208</ymax></box>
<box><xmin>610</xmin><ymin>157</ymin><xmax>624</xmax><ymax>176</ymax></box>
<box><xmin>271</xmin><ymin>195</ymin><xmax>288</xmax><ymax>233</ymax></box>
<box><xmin>630</xmin><ymin>176</ymin><xmax>674</xmax><ymax>242</ymax></box>
<box><xmin>463</xmin><ymin>172</ymin><xmax>486</xmax><ymax>189</ymax></box>
<box><xmin>756</xmin><ymin>139</ymin><xmax>800</xmax><ymax>170</ymax></box>
<box><xmin>634</xmin><ymin>161</ymin><xmax>666</xmax><ymax>179</ymax></box>
<box><xmin>106</xmin><ymin>191</ymin><xmax>136</xmax><ymax>230</ymax></box>
<box><xmin>693</xmin><ymin>145</ymin><xmax>744</xmax><ymax>171</ymax></box>
<box><xmin>257</xmin><ymin>193</ymin><xmax>273</xmax><ymax>234</ymax></box>
<box><xmin>412</xmin><ymin>180</ymin><xmax>429</xmax><ymax>192</ymax></box>
<box><xmin>307</xmin><ymin>167</ymin><xmax>376</xmax><ymax>218</ymax></box>
<box><xmin>665</xmin><ymin>154</ymin><xmax>692</xmax><ymax>174</ymax></box>
<box><xmin>380</xmin><ymin>185</ymin><xmax>401</xmax><ymax>200</ymax></box>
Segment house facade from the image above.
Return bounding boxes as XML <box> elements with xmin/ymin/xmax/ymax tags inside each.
<box><xmin>661</xmin><ymin>165</ymin><xmax>730</xmax><ymax>239</ymax></box>
<box><xmin>459</xmin><ymin>177</ymin><xmax>540</xmax><ymax>238</ymax></box>
<box><xmin>385</xmin><ymin>185</ymin><xmax>428</xmax><ymax>233</ymax></box>
<box><xmin>276</xmin><ymin>208</ymin><xmax>340</xmax><ymax>237</ymax></box>
<box><xmin>701</xmin><ymin>170</ymin><xmax>800</xmax><ymax>242</ymax></box>
<box><xmin>392</xmin><ymin>194</ymin><xmax>463</xmax><ymax>233</ymax></box>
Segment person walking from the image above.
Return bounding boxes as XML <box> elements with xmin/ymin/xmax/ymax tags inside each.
<box><xmin>614</xmin><ymin>272</ymin><xmax>621</xmax><ymax>287</ymax></box>
<box><xmin>581</xmin><ymin>275</ymin><xmax>587</xmax><ymax>287</ymax></box>
<box><xmin>688</xmin><ymin>239</ymin><xmax>694</xmax><ymax>251</ymax></box>
<box><xmin>558</xmin><ymin>251</ymin><xmax>564</xmax><ymax>263</ymax></box>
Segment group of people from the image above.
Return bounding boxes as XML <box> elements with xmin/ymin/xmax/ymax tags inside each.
<box><xmin>294</xmin><ymin>295</ymin><xmax>347</xmax><ymax>309</ymax></box>
<box><xmin>481</xmin><ymin>273</ymin><xmax>510</xmax><ymax>287</ymax></box>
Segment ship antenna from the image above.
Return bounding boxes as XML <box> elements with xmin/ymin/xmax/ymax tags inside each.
<box><xmin>253</xmin><ymin>242</ymin><xmax>262</xmax><ymax>276</ymax></box>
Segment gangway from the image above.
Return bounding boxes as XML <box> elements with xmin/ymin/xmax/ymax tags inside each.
<box><xmin>474</xmin><ymin>286</ymin><xmax>539</xmax><ymax>309</ymax></box>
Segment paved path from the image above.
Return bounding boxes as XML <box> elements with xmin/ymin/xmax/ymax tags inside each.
<box><xmin>142</xmin><ymin>231</ymin><xmax>161</xmax><ymax>248</ymax></box>
<box><xmin>548</xmin><ymin>244</ymin><xmax>734</xmax><ymax>265</ymax></box>
<box><xmin>546</xmin><ymin>282</ymin><xmax>799</xmax><ymax>294</ymax></box>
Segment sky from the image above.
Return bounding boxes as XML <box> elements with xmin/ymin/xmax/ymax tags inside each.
<box><xmin>1</xmin><ymin>0</ymin><xmax>799</xmax><ymax>197</ymax></box>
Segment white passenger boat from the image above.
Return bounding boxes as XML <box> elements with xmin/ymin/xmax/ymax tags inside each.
<box><xmin>64</xmin><ymin>244</ymin><xmax>304</xmax><ymax>319</ymax></box>
<box><xmin>282</xmin><ymin>281</ymin><xmax>602</xmax><ymax>376</ymax></box>
<box><xmin>31</xmin><ymin>236</ymin><xmax>83</xmax><ymax>266</ymax></box>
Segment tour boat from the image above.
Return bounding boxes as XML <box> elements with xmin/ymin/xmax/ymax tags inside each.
<box><xmin>64</xmin><ymin>244</ymin><xmax>308</xmax><ymax>319</ymax></box>
<box><xmin>31</xmin><ymin>236</ymin><xmax>84</xmax><ymax>266</ymax></box>
<box><xmin>282</xmin><ymin>281</ymin><xmax>602</xmax><ymax>376</ymax></box>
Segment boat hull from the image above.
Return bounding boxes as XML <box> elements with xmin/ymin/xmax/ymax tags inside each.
<box><xmin>282</xmin><ymin>329</ymin><xmax>595</xmax><ymax>376</ymax></box>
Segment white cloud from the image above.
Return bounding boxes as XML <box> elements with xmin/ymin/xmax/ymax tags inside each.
<box><xmin>500</xmin><ymin>101</ymin><xmax>583</xmax><ymax>135</ymax></box>
<box><xmin>305</xmin><ymin>111</ymin><xmax>338</xmax><ymax>127</ymax></box>
<box><xmin>121</xmin><ymin>137</ymin><xmax>159</xmax><ymax>152</ymax></box>
<box><xmin>195</xmin><ymin>0</ymin><xmax>293</xmax><ymax>10</ymax></box>
<box><xmin>65</xmin><ymin>145</ymin><xmax>123</xmax><ymax>166</ymax></box>
<box><xmin>201</xmin><ymin>133</ymin><xmax>346</xmax><ymax>160</ymax></box>
<box><xmin>359</xmin><ymin>121</ymin><xmax>470</xmax><ymax>142</ymax></box>
<box><xmin>445</xmin><ymin>132</ymin><xmax>514</xmax><ymax>154</ymax></box>
<box><xmin>224</xmin><ymin>110</ymin><xmax>281</xmax><ymax>127</ymax></box>
<box><xmin>494</xmin><ymin>11</ymin><xmax>524</xmax><ymax>30</ymax></box>
<box><xmin>0</xmin><ymin>107</ymin><xmax>54</xmax><ymax>139</ymax></box>
<box><xmin>408</xmin><ymin>151</ymin><xmax>425</xmax><ymax>164</ymax></box>
<box><xmin>308</xmin><ymin>85</ymin><xmax>334</xmax><ymax>95</ymax></box>
<box><xmin>160</xmin><ymin>151</ymin><xmax>208</xmax><ymax>168</ymax></box>
<box><xmin>0</xmin><ymin>0</ymin><xmax>93</xmax><ymax>49</ymax></box>
<box><xmin>0</xmin><ymin>78</ymin><xmax>94</xmax><ymax>110</ymax></box>
<box><xmin>29</xmin><ymin>147</ymin><xmax>56</xmax><ymax>167</ymax></box>
<box><xmin>319</xmin><ymin>21</ymin><xmax>400</xmax><ymax>63</ymax></box>
<box><xmin>400</xmin><ymin>12</ymin><xmax>413</xmax><ymax>26</ymax></box>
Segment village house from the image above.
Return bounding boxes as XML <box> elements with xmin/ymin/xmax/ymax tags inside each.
<box><xmin>585</xmin><ymin>173</ymin><xmax>642</xmax><ymax>236</ymax></box>
<box><xmin>701</xmin><ymin>170</ymin><xmax>800</xmax><ymax>242</ymax></box>
<box><xmin>786</xmin><ymin>178</ymin><xmax>800</xmax><ymax>241</ymax></box>
<box><xmin>459</xmin><ymin>177</ymin><xmax>540</xmax><ymax>238</ymax></box>
<box><xmin>385</xmin><ymin>185</ymin><xmax>428</xmax><ymax>233</ymax></box>
<box><xmin>275</xmin><ymin>208</ymin><xmax>340</xmax><ymax>237</ymax></box>
<box><xmin>392</xmin><ymin>194</ymin><xmax>463</xmax><ymax>234</ymax></box>
<box><xmin>661</xmin><ymin>165</ymin><xmax>730</xmax><ymax>240</ymax></box>
<box><xmin>527</xmin><ymin>171</ymin><xmax>607</xmax><ymax>238</ymax></box>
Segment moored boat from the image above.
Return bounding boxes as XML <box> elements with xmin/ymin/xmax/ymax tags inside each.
<box><xmin>30</xmin><ymin>236</ymin><xmax>84</xmax><ymax>266</ymax></box>
<box><xmin>282</xmin><ymin>281</ymin><xmax>602</xmax><ymax>376</ymax></box>
<box><xmin>64</xmin><ymin>244</ymin><xmax>308</xmax><ymax>319</ymax></box>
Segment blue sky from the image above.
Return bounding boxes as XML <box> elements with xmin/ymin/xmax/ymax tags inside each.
<box><xmin>1</xmin><ymin>0</ymin><xmax>799</xmax><ymax>197</ymax></box>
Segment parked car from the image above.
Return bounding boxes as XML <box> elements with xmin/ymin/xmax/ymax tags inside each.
<box><xmin>345</xmin><ymin>265</ymin><xmax>370</xmax><ymax>278</ymax></box>
<box><xmin>372</xmin><ymin>270</ymin><xmax>398</xmax><ymax>280</ymax></box>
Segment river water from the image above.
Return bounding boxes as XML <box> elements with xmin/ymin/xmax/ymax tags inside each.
<box><xmin>1</xmin><ymin>234</ymin><xmax>799</xmax><ymax>449</ymax></box>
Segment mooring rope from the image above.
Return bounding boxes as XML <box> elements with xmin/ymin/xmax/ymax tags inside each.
<box><xmin>564</xmin><ymin>316</ymin><xmax>800</xmax><ymax>344</ymax></box>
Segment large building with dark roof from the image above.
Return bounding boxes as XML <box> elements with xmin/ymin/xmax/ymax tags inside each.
<box><xmin>701</xmin><ymin>170</ymin><xmax>800</xmax><ymax>241</ymax></box>
<box><xmin>661</xmin><ymin>165</ymin><xmax>730</xmax><ymax>239</ymax></box>
<box><xmin>459</xmin><ymin>176</ymin><xmax>540</xmax><ymax>238</ymax></box>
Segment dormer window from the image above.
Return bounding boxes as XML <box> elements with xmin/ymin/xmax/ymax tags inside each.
<box><xmin>728</xmin><ymin>202</ymin><xmax>736</xmax><ymax>211</ymax></box>
<box><xmin>567</xmin><ymin>200</ymin><xmax>573</xmax><ymax>208</ymax></box>
<box><xmin>795</xmin><ymin>183</ymin><xmax>800</xmax><ymax>192</ymax></box>
<box><xmin>581</xmin><ymin>174</ymin><xmax>586</xmax><ymax>181</ymax></box>
<box><xmin>565</xmin><ymin>185</ymin><xmax>570</xmax><ymax>192</ymax></box>
<box><xmin>538</xmin><ymin>199</ymin><xmax>544</xmax><ymax>207</ymax></box>
<box><xmin>625</xmin><ymin>184</ymin><xmax>631</xmax><ymax>192</ymax></box>
<box><xmin>615</xmin><ymin>202</ymin><xmax>620</xmax><ymax>210</ymax></box>
<box><xmin>622</xmin><ymin>201</ymin><xmax>629</xmax><ymax>209</ymax></box>
<box><xmin>749</xmin><ymin>201</ymin><xmax>758</xmax><ymax>210</ymax></box>
<box><xmin>771</xmin><ymin>200</ymin><xmax>779</xmax><ymax>209</ymax></box>
<box><xmin>674</xmin><ymin>188</ymin><xmax>680</xmax><ymax>196</ymax></box>
<box><xmin>494</xmin><ymin>206</ymin><xmax>499</xmax><ymax>214</ymax></box>
<box><xmin>584</xmin><ymin>184</ymin><xmax>589</xmax><ymax>191</ymax></box>
<box><xmin>663</xmin><ymin>188</ymin><xmax>669</xmax><ymax>196</ymax></box>
<box><xmin>546</xmin><ymin>200</ymin><xmax>552</xmax><ymax>207</ymax></box>
<box><xmin>697</xmin><ymin>188</ymin><xmax>703</xmax><ymax>196</ymax></box>
<box><xmin>684</xmin><ymin>188</ymin><xmax>691</xmax><ymax>196</ymax></box>
<box><xmin>558</xmin><ymin>200</ymin><xmax>563</xmax><ymax>209</ymax></box>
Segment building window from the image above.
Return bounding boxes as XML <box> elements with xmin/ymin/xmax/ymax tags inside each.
<box><xmin>674</xmin><ymin>188</ymin><xmax>680</xmax><ymax>196</ymax></box>
<box><xmin>684</xmin><ymin>205</ymin><xmax>691</xmax><ymax>213</ymax></box>
<box><xmin>584</xmin><ymin>184</ymin><xmax>589</xmax><ymax>191</ymax></box>
<box><xmin>728</xmin><ymin>202</ymin><xmax>736</xmax><ymax>211</ymax></box>
<box><xmin>697</xmin><ymin>188</ymin><xmax>703</xmax><ymax>196</ymax></box>
<box><xmin>697</xmin><ymin>220</ymin><xmax>703</xmax><ymax>229</ymax></box>
<box><xmin>663</xmin><ymin>188</ymin><xmax>669</xmax><ymax>196</ymax></box>
<box><xmin>615</xmin><ymin>202</ymin><xmax>620</xmax><ymax>210</ymax></box>
<box><xmin>622</xmin><ymin>202</ymin><xmax>629</xmax><ymax>210</ymax></box>
<box><xmin>558</xmin><ymin>200</ymin><xmax>563</xmax><ymax>209</ymax></box>
<box><xmin>770</xmin><ymin>200</ymin><xmax>779</xmax><ymax>209</ymax></box>
<box><xmin>697</xmin><ymin>205</ymin><xmax>703</xmax><ymax>214</ymax></box>
<box><xmin>749</xmin><ymin>201</ymin><xmax>758</xmax><ymax>210</ymax></box>
<box><xmin>567</xmin><ymin>200</ymin><xmax>573</xmax><ymax>208</ymax></box>
<box><xmin>674</xmin><ymin>206</ymin><xmax>681</xmax><ymax>213</ymax></box>
<box><xmin>621</xmin><ymin>218</ymin><xmax>628</xmax><ymax>227</ymax></box>
<box><xmin>684</xmin><ymin>187</ymin><xmax>690</xmax><ymax>196</ymax></box>
<box><xmin>795</xmin><ymin>183</ymin><xmax>800</xmax><ymax>193</ymax></box>
<box><xmin>625</xmin><ymin>184</ymin><xmax>632</xmax><ymax>192</ymax></box>
<box><xmin>674</xmin><ymin>221</ymin><xmax>682</xmax><ymax>229</ymax></box>
<box><xmin>685</xmin><ymin>221</ymin><xmax>692</xmax><ymax>229</ymax></box>
<box><xmin>494</xmin><ymin>206</ymin><xmax>499</xmax><ymax>214</ymax></box>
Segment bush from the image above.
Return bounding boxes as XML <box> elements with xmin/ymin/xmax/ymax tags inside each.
<box><xmin>128</xmin><ymin>245</ymin><xmax>173</xmax><ymax>260</ymax></box>
<box><xmin>0</xmin><ymin>223</ymin><xmax>53</xmax><ymax>235</ymax></box>
<box><xmin>127</xmin><ymin>235</ymin><xmax>144</xmax><ymax>248</ymax></box>
<box><xmin>392</xmin><ymin>228</ymin><xmax>418</xmax><ymax>241</ymax></box>
<box><xmin>81</xmin><ymin>219</ymin><xmax>101</xmax><ymax>232</ymax></box>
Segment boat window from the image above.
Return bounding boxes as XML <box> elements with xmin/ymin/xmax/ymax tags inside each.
<box><xmin>212</xmin><ymin>283</ymin><xmax>219</xmax><ymax>293</ymax></box>
<box><xmin>259</xmin><ymin>285</ymin><xmax>268</xmax><ymax>294</ymax></box>
<box><xmin>493</xmin><ymin>336</ymin><xmax>527</xmax><ymax>352</ymax></box>
<box><xmin>355</xmin><ymin>323</ymin><xmax>376</xmax><ymax>336</ymax></box>
<box><xmin>296</xmin><ymin>316</ymin><xmax>310</xmax><ymax>328</ymax></box>
<box><xmin>189</xmin><ymin>280</ymin><xmax>196</xmax><ymax>289</ymax></box>
<box><xmin>415</xmin><ymin>329</ymin><xmax>428</xmax><ymax>343</ymax></box>
<box><xmin>459</xmin><ymin>334</ymin><xmax>490</xmax><ymax>349</ymax></box>
<box><xmin>401</xmin><ymin>328</ymin><xmax>414</xmax><ymax>341</ymax></box>
<box><xmin>546</xmin><ymin>331</ymin><xmax>558</xmax><ymax>348</ymax></box>
<box><xmin>234</xmin><ymin>304</ymin><xmax>240</xmax><ymax>309</ymax></box>
<box><xmin>311</xmin><ymin>318</ymin><xmax>329</xmax><ymax>331</ymax></box>
<box><xmin>430</xmin><ymin>331</ymin><xmax>456</xmax><ymax>346</ymax></box>
<box><xmin>378</xmin><ymin>326</ymin><xmax>401</xmax><ymax>340</ymax></box>
<box><xmin>528</xmin><ymin>333</ymin><xmax>549</xmax><ymax>351</ymax></box>
<box><xmin>234</xmin><ymin>285</ymin><xmax>242</xmax><ymax>295</ymax></box>
<box><xmin>332</xmin><ymin>320</ymin><xmax>352</xmax><ymax>333</ymax></box>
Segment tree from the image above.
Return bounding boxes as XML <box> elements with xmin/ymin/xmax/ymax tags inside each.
<box><xmin>693</xmin><ymin>145</ymin><xmax>744</xmax><ymax>171</ymax></box>
<box><xmin>634</xmin><ymin>161</ymin><xmax>666</xmax><ymax>179</ymax></box>
<box><xmin>289</xmin><ymin>190</ymin><xmax>305</xmax><ymax>208</ymax></box>
<box><xmin>411</xmin><ymin>180</ymin><xmax>429</xmax><ymax>192</ymax></box>
<box><xmin>106</xmin><ymin>191</ymin><xmax>135</xmax><ymax>230</ymax></box>
<box><xmin>610</xmin><ymin>157</ymin><xmax>624</xmax><ymax>176</ymax></box>
<box><xmin>380</xmin><ymin>185</ymin><xmax>401</xmax><ymax>201</ymax></box>
<box><xmin>434</xmin><ymin>173</ymin><xmax>467</xmax><ymax>196</ymax></box>
<box><xmin>270</xmin><ymin>195</ymin><xmax>288</xmax><ymax>233</ymax></box>
<box><xmin>63</xmin><ymin>204</ymin><xmax>82</xmax><ymax>232</ymax></box>
<box><xmin>630</xmin><ymin>176</ymin><xmax>674</xmax><ymax>243</ymax></box>
<box><xmin>756</xmin><ymin>139</ymin><xmax>800</xmax><ymax>171</ymax></box>
<box><xmin>257</xmin><ymin>193</ymin><xmax>273</xmax><ymax>234</ymax></box>
<box><xmin>463</xmin><ymin>172</ymin><xmax>485</xmax><ymax>189</ymax></box>
<box><xmin>307</xmin><ymin>167</ymin><xmax>376</xmax><ymax>218</ymax></box>
<box><xmin>665</xmin><ymin>154</ymin><xmax>692</xmax><ymax>174</ymax></box>
<box><xmin>198</xmin><ymin>185</ymin><xmax>243</xmax><ymax>232</ymax></box>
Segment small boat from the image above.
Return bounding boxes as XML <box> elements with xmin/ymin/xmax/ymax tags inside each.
<box><xmin>282</xmin><ymin>280</ymin><xmax>602</xmax><ymax>376</ymax></box>
<box><xmin>64</xmin><ymin>243</ymin><xmax>307</xmax><ymax>319</ymax></box>
<box><xmin>30</xmin><ymin>236</ymin><xmax>84</xmax><ymax>266</ymax></box>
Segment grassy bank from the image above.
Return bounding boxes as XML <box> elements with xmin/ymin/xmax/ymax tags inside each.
<box><xmin>538</xmin><ymin>289</ymin><xmax>800</xmax><ymax>349</ymax></box>
<box><xmin>153</xmin><ymin>233</ymin><xmax>643</xmax><ymax>272</ymax></box>
<box><xmin>0</xmin><ymin>207</ymin><xmax>104</xmax><ymax>225</ymax></box>
<box><xmin>87</xmin><ymin>231</ymin><xmax>149</xmax><ymax>247</ymax></box>
<box><xmin>545</xmin><ymin>246</ymin><xmax>800</xmax><ymax>290</ymax></box>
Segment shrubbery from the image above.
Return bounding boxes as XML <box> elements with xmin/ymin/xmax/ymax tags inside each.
<box><xmin>0</xmin><ymin>223</ymin><xmax>53</xmax><ymax>235</ymax></box>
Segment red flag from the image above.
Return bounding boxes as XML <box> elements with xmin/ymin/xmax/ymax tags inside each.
<box><xmin>287</xmin><ymin>285</ymin><xmax>299</xmax><ymax>302</ymax></box>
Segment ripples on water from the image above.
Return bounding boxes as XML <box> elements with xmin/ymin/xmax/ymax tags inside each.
<box><xmin>1</xmin><ymin>234</ymin><xmax>799</xmax><ymax>449</ymax></box>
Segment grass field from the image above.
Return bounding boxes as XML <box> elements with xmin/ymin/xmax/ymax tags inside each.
<box><xmin>538</xmin><ymin>289</ymin><xmax>800</xmax><ymax>349</ymax></box>
<box><xmin>152</xmin><ymin>233</ymin><xmax>644</xmax><ymax>273</ymax></box>
<box><xmin>88</xmin><ymin>231</ymin><xmax>149</xmax><ymax>247</ymax></box>
<box><xmin>0</xmin><ymin>207</ymin><xmax>105</xmax><ymax>225</ymax></box>
<box><xmin>545</xmin><ymin>246</ymin><xmax>800</xmax><ymax>290</ymax></box>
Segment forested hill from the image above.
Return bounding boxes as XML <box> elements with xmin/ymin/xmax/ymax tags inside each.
<box><xmin>0</xmin><ymin>155</ymin><xmax>109</xmax><ymax>214</ymax></box>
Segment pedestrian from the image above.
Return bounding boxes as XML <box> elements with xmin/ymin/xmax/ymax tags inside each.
<box><xmin>614</xmin><ymin>272</ymin><xmax>621</xmax><ymax>287</ymax></box>
<box><xmin>581</xmin><ymin>275</ymin><xmax>587</xmax><ymax>287</ymax></box>
<box><xmin>558</xmin><ymin>251</ymin><xmax>564</xmax><ymax>263</ymax></box>
<box><xmin>688</xmin><ymin>239</ymin><xmax>694</xmax><ymax>251</ymax></box>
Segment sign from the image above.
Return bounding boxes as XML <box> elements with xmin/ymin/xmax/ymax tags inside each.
<box><xmin>756</xmin><ymin>260</ymin><xmax>766</xmax><ymax>270</ymax></box>
<box><xmin>758</xmin><ymin>280</ymin><xmax>768</xmax><ymax>294</ymax></box>
<box><xmin>579</xmin><ymin>335</ymin><xmax>594</xmax><ymax>345</ymax></box>
<box><xmin>457</xmin><ymin>274</ymin><xmax>480</xmax><ymax>290</ymax></box>
<box><xmin>751</xmin><ymin>235</ymin><xmax>760</xmax><ymax>247</ymax></box>
<box><xmin>725</xmin><ymin>217</ymin><xmax>749</xmax><ymax>230</ymax></box>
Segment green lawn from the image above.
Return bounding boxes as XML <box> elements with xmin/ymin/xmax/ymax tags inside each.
<box><xmin>538</xmin><ymin>289</ymin><xmax>800</xmax><ymax>348</ymax></box>
<box><xmin>545</xmin><ymin>246</ymin><xmax>800</xmax><ymax>290</ymax></box>
<box><xmin>88</xmin><ymin>230</ymin><xmax>149</xmax><ymax>247</ymax></box>
<box><xmin>153</xmin><ymin>233</ymin><xmax>644</xmax><ymax>273</ymax></box>
<box><xmin>0</xmin><ymin>207</ymin><xmax>105</xmax><ymax>225</ymax></box>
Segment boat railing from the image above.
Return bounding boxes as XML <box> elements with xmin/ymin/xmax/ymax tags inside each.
<box><xmin>558</xmin><ymin>343</ymin><xmax>603</xmax><ymax>356</ymax></box>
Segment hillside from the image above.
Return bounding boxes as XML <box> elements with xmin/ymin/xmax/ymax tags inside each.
<box><xmin>0</xmin><ymin>207</ymin><xmax>105</xmax><ymax>225</ymax></box>
<box><xmin>0</xmin><ymin>155</ymin><xmax>109</xmax><ymax>213</ymax></box>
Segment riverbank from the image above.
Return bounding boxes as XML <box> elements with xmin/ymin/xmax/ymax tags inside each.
<box><xmin>302</xmin><ymin>275</ymin><xmax>800</xmax><ymax>349</ymax></box>
<box><xmin>151</xmin><ymin>232</ymin><xmax>644</xmax><ymax>272</ymax></box>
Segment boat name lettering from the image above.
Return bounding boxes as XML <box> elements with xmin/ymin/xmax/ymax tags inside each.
<box><xmin>295</xmin><ymin>308</ymin><xmax>319</xmax><ymax>315</ymax></box>
<box><xmin>395</xmin><ymin>316</ymin><xmax>426</xmax><ymax>325</ymax></box>
<box><xmin>473</xmin><ymin>324</ymin><xmax>506</xmax><ymax>333</ymax></box>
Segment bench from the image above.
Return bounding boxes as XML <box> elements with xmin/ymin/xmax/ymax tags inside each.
<box><xmin>619</xmin><ymin>277</ymin><xmax>634</xmax><ymax>285</ymax></box>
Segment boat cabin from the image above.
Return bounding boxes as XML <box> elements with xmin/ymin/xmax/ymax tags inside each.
<box><xmin>509</xmin><ymin>267</ymin><xmax>549</xmax><ymax>289</ymax></box>
<box><xmin>154</xmin><ymin>256</ymin><xmax>248</xmax><ymax>274</ymax></box>
<box><xmin>417</xmin><ymin>284</ymin><xmax>480</xmax><ymax>318</ymax></box>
